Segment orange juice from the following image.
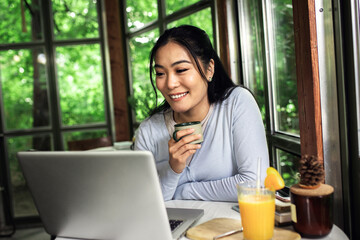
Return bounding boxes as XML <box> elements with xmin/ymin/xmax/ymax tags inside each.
<box><xmin>238</xmin><ymin>194</ymin><xmax>275</xmax><ymax>240</ymax></box>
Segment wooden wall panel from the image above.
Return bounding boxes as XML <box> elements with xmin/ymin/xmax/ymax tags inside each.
<box><xmin>104</xmin><ymin>0</ymin><xmax>131</xmax><ymax>141</ymax></box>
<box><xmin>292</xmin><ymin>0</ymin><xmax>323</xmax><ymax>163</ymax></box>
<box><xmin>216</xmin><ymin>0</ymin><xmax>231</xmax><ymax>75</ymax></box>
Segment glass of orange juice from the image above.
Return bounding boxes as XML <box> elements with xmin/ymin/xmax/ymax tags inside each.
<box><xmin>237</xmin><ymin>182</ymin><xmax>275</xmax><ymax>240</ymax></box>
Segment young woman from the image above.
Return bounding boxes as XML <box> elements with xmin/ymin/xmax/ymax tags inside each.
<box><xmin>134</xmin><ymin>25</ymin><xmax>269</xmax><ymax>202</ymax></box>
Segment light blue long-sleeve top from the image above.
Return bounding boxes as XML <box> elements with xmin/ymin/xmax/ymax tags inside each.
<box><xmin>134</xmin><ymin>87</ymin><xmax>269</xmax><ymax>202</ymax></box>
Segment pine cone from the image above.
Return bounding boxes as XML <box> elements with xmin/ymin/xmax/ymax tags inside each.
<box><xmin>299</xmin><ymin>155</ymin><xmax>324</xmax><ymax>188</ymax></box>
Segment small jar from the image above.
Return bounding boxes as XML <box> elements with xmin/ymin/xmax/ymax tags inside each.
<box><xmin>290</xmin><ymin>183</ymin><xmax>334</xmax><ymax>238</ymax></box>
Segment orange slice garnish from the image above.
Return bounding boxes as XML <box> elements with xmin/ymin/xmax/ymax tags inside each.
<box><xmin>264</xmin><ymin>167</ymin><xmax>285</xmax><ymax>191</ymax></box>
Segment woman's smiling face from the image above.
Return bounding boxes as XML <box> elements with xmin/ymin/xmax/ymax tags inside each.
<box><xmin>154</xmin><ymin>41</ymin><xmax>212</xmax><ymax>121</ymax></box>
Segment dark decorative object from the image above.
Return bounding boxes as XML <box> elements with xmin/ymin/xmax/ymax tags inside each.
<box><xmin>298</xmin><ymin>155</ymin><xmax>325</xmax><ymax>188</ymax></box>
<box><xmin>290</xmin><ymin>155</ymin><xmax>334</xmax><ymax>238</ymax></box>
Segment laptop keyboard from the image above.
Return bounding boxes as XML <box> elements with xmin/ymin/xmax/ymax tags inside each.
<box><xmin>169</xmin><ymin>219</ymin><xmax>183</xmax><ymax>231</ymax></box>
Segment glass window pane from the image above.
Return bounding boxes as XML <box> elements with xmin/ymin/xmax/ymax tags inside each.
<box><xmin>56</xmin><ymin>44</ymin><xmax>105</xmax><ymax>126</ymax></box>
<box><xmin>276</xmin><ymin>148</ymin><xmax>300</xmax><ymax>187</ymax></box>
<box><xmin>166</xmin><ymin>0</ymin><xmax>200</xmax><ymax>15</ymax></box>
<box><xmin>126</xmin><ymin>0</ymin><xmax>158</xmax><ymax>32</ymax></box>
<box><xmin>238</xmin><ymin>0</ymin><xmax>266</xmax><ymax>123</ymax></box>
<box><xmin>129</xmin><ymin>30</ymin><xmax>160</xmax><ymax>122</ymax></box>
<box><xmin>0</xmin><ymin>48</ymin><xmax>50</xmax><ymax>130</ymax></box>
<box><xmin>8</xmin><ymin>134</ymin><xmax>52</xmax><ymax>217</ymax></box>
<box><xmin>167</xmin><ymin>8</ymin><xmax>214</xmax><ymax>44</ymax></box>
<box><xmin>266</xmin><ymin>0</ymin><xmax>299</xmax><ymax>135</ymax></box>
<box><xmin>63</xmin><ymin>129</ymin><xmax>108</xmax><ymax>150</ymax></box>
<box><xmin>0</xmin><ymin>0</ymin><xmax>43</xmax><ymax>44</ymax></box>
<box><xmin>52</xmin><ymin>0</ymin><xmax>99</xmax><ymax>40</ymax></box>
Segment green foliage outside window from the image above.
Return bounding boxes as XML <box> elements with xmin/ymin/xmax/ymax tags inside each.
<box><xmin>277</xmin><ymin>149</ymin><xmax>300</xmax><ymax>186</ymax></box>
<box><xmin>52</xmin><ymin>0</ymin><xmax>99</xmax><ymax>39</ymax></box>
<box><xmin>167</xmin><ymin>8</ymin><xmax>213</xmax><ymax>43</ymax></box>
<box><xmin>126</xmin><ymin>0</ymin><xmax>158</xmax><ymax>31</ymax></box>
<box><xmin>271</xmin><ymin>1</ymin><xmax>299</xmax><ymax>135</ymax></box>
<box><xmin>56</xmin><ymin>44</ymin><xmax>105</xmax><ymax>126</ymax></box>
<box><xmin>166</xmin><ymin>0</ymin><xmax>200</xmax><ymax>15</ymax></box>
<box><xmin>242</xmin><ymin>0</ymin><xmax>267</xmax><ymax>124</ymax></box>
<box><xmin>128</xmin><ymin>30</ymin><xmax>161</xmax><ymax>122</ymax></box>
<box><xmin>0</xmin><ymin>0</ymin><xmax>42</xmax><ymax>43</ymax></box>
<box><xmin>0</xmin><ymin>48</ymin><xmax>49</xmax><ymax>130</ymax></box>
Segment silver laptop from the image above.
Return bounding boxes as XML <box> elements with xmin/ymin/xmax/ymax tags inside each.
<box><xmin>17</xmin><ymin>151</ymin><xmax>203</xmax><ymax>240</ymax></box>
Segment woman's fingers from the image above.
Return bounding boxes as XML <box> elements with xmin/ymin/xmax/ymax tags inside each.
<box><xmin>170</xmin><ymin>140</ymin><xmax>201</xmax><ymax>157</ymax></box>
<box><xmin>169</xmin><ymin>134</ymin><xmax>201</xmax><ymax>156</ymax></box>
<box><xmin>173</xmin><ymin>128</ymin><xmax>195</xmax><ymax>142</ymax></box>
<box><xmin>168</xmin><ymin>133</ymin><xmax>201</xmax><ymax>173</ymax></box>
<box><xmin>173</xmin><ymin>128</ymin><xmax>202</xmax><ymax>144</ymax></box>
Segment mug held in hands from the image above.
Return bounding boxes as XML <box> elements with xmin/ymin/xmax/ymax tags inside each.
<box><xmin>173</xmin><ymin>121</ymin><xmax>203</xmax><ymax>144</ymax></box>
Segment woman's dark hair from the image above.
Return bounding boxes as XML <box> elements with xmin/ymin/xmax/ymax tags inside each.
<box><xmin>149</xmin><ymin>25</ymin><xmax>236</xmax><ymax>116</ymax></box>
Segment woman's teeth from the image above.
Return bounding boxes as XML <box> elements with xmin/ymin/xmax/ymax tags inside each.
<box><xmin>170</xmin><ymin>92</ymin><xmax>188</xmax><ymax>99</ymax></box>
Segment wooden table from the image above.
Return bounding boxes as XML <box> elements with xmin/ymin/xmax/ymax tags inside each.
<box><xmin>165</xmin><ymin>200</ymin><xmax>349</xmax><ymax>240</ymax></box>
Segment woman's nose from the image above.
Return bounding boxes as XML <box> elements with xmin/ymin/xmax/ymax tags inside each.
<box><xmin>166</xmin><ymin>74</ymin><xmax>179</xmax><ymax>89</ymax></box>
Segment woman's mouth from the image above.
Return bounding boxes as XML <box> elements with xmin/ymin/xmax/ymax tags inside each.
<box><xmin>169</xmin><ymin>92</ymin><xmax>188</xmax><ymax>100</ymax></box>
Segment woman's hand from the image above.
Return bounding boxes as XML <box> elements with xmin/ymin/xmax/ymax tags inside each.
<box><xmin>168</xmin><ymin>128</ymin><xmax>201</xmax><ymax>173</ymax></box>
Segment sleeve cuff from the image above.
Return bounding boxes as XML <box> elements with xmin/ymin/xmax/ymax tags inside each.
<box><xmin>157</xmin><ymin>161</ymin><xmax>182</xmax><ymax>200</ymax></box>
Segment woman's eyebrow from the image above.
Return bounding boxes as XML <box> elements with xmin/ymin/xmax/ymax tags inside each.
<box><xmin>171</xmin><ymin>60</ymin><xmax>191</xmax><ymax>66</ymax></box>
<box><xmin>154</xmin><ymin>60</ymin><xmax>191</xmax><ymax>69</ymax></box>
<box><xmin>154</xmin><ymin>64</ymin><xmax>163</xmax><ymax>68</ymax></box>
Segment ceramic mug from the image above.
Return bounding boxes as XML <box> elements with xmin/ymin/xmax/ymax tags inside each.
<box><xmin>173</xmin><ymin>121</ymin><xmax>203</xmax><ymax>144</ymax></box>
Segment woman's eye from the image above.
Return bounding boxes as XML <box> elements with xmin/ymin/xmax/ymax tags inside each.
<box><xmin>176</xmin><ymin>68</ymin><xmax>188</xmax><ymax>73</ymax></box>
<box><xmin>155</xmin><ymin>72</ymin><xmax>164</xmax><ymax>76</ymax></box>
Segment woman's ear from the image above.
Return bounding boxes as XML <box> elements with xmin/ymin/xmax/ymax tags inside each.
<box><xmin>207</xmin><ymin>59</ymin><xmax>215</xmax><ymax>78</ymax></box>
<box><xmin>207</xmin><ymin>59</ymin><xmax>215</xmax><ymax>82</ymax></box>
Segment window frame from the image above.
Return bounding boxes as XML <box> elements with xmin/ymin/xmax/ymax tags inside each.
<box><xmin>236</xmin><ymin>0</ymin><xmax>301</xmax><ymax>175</ymax></box>
<box><xmin>334</xmin><ymin>0</ymin><xmax>360</xmax><ymax>237</ymax></box>
<box><xmin>0</xmin><ymin>0</ymin><xmax>114</xmax><ymax>225</ymax></box>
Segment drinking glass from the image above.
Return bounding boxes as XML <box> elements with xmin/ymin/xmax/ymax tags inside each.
<box><xmin>237</xmin><ymin>182</ymin><xmax>275</xmax><ymax>240</ymax></box>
